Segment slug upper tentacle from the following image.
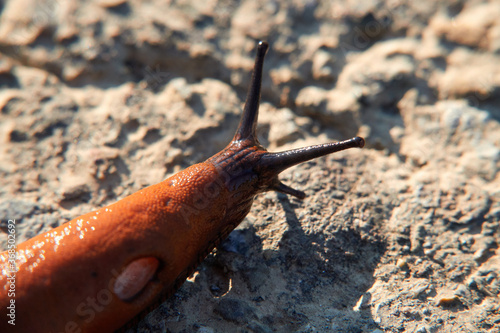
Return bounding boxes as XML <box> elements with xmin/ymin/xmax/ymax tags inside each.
<box><xmin>234</xmin><ymin>41</ymin><xmax>269</xmax><ymax>142</ymax></box>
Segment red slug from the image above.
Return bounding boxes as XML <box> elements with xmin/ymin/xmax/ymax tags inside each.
<box><xmin>0</xmin><ymin>41</ymin><xmax>364</xmax><ymax>333</ymax></box>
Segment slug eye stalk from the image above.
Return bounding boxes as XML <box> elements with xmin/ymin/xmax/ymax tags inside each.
<box><xmin>235</xmin><ymin>41</ymin><xmax>365</xmax><ymax>199</ymax></box>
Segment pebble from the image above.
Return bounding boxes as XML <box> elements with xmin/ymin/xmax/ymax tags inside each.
<box><xmin>353</xmin><ymin>293</ymin><xmax>372</xmax><ymax>311</ymax></box>
<box><xmin>435</xmin><ymin>294</ymin><xmax>461</xmax><ymax>307</ymax></box>
<box><xmin>396</xmin><ymin>258</ymin><xmax>409</xmax><ymax>270</ymax></box>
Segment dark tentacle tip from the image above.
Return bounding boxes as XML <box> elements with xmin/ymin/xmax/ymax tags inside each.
<box><xmin>257</xmin><ymin>41</ymin><xmax>269</xmax><ymax>56</ymax></box>
<box><xmin>354</xmin><ymin>136</ymin><xmax>365</xmax><ymax>148</ymax></box>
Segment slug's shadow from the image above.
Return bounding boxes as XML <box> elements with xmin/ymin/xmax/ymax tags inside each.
<box><xmin>137</xmin><ymin>192</ymin><xmax>386</xmax><ymax>332</ymax></box>
<box><xmin>268</xmin><ymin>194</ymin><xmax>386</xmax><ymax>330</ymax></box>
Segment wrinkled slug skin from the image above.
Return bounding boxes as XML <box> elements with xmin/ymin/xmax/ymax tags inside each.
<box><xmin>0</xmin><ymin>163</ymin><xmax>230</xmax><ymax>332</ymax></box>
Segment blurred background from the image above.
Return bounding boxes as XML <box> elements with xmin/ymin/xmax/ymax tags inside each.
<box><xmin>0</xmin><ymin>0</ymin><xmax>499</xmax><ymax>332</ymax></box>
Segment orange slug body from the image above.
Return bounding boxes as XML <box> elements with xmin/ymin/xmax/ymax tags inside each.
<box><xmin>0</xmin><ymin>42</ymin><xmax>364</xmax><ymax>333</ymax></box>
<box><xmin>1</xmin><ymin>163</ymin><xmax>241</xmax><ymax>332</ymax></box>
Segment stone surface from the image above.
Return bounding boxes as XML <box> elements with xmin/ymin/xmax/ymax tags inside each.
<box><xmin>0</xmin><ymin>0</ymin><xmax>499</xmax><ymax>332</ymax></box>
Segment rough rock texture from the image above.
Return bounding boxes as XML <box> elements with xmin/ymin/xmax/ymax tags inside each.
<box><xmin>0</xmin><ymin>0</ymin><xmax>499</xmax><ymax>332</ymax></box>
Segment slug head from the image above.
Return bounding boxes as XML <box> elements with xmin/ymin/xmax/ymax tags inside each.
<box><xmin>208</xmin><ymin>41</ymin><xmax>364</xmax><ymax>201</ymax></box>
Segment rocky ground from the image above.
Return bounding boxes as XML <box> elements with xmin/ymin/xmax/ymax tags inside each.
<box><xmin>0</xmin><ymin>0</ymin><xmax>499</xmax><ymax>332</ymax></box>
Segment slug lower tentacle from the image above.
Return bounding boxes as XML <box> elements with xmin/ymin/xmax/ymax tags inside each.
<box><xmin>0</xmin><ymin>41</ymin><xmax>364</xmax><ymax>333</ymax></box>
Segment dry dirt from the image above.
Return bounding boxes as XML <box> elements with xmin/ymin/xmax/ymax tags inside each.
<box><xmin>0</xmin><ymin>0</ymin><xmax>499</xmax><ymax>332</ymax></box>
